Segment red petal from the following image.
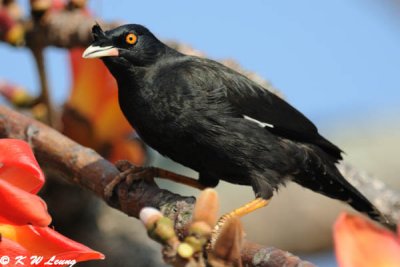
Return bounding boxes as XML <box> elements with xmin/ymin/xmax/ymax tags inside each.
<box><xmin>0</xmin><ymin>180</ymin><xmax>51</xmax><ymax>226</ymax></box>
<box><xmin>108</xmin><ymin>138</ymin><xmax>146</xmax><ymax>166</ymax></box>
<box><xmin>68</xmin><ymin>48</ymin><xmax>118</xmax><ymax>123</ymax></box>
<box><xmin>93</xmin><ymin>95</ymin><xmax>132</xmax><ymax>142</ymax></box>
<box><xmin>0</xmin><ymin>224</ymin><xmax>104</xmax><ymax>265</ymax></box>
<box><xmin>0</xmin><ymin>9</ymin><xmax>15</xmax><ymax>34</ymax></box>
<box><xmin>0</xmin><ymin>139</ymin><xmax>45</xmax><ymax>194</ymax></box>
<box><xmin>334</xmin><ymin>213</ymin><xmax>400</xmax><ymax>267</ymax></box>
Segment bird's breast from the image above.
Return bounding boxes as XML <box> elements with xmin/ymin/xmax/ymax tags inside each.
<box><xmin>118</xmin><ymin>85</ymin><xmax>187</xmax><ymax>149</ymax></box>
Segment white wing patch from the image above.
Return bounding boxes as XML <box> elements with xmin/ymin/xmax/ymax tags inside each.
<box><xmin>243</xmin><ymin>115</ymin><xmax>274</xmax><ymax>128</ymax></box>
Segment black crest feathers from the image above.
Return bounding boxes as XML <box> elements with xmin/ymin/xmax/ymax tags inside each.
<box><xmin>92</xmin><ymin>23</ymin><xmax>106</xmax><ymax>41</ymax></box>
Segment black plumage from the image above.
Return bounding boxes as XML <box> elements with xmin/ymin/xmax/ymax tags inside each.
<box><xmin>83</xmin><ymin>24</ymin><xmax>388</xmax><ymax>225</ymax></box>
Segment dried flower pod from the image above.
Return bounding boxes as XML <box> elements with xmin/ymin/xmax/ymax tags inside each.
<box><xmin>140</xmin><ymin>207</ymin><xmax>179</xmax><ymax>247</ymax></box>
<box><xmin>177</xmin><ymin>242</ymin><xmax>194</xmax><ymax>259</ymax></box>
<box><xmin>192</xmin><ymin>188</ymin><xmax>219</xmax><ymax>228</ymax></box>
<box><xmin>30</xmin><ymin>0</ymin><xmax>52</xmax><ymax>12</ymax></box>
<box><xmin>189</xmin><ymin>221</ymin><xmax>212</xmax><ymax>237</ymax></box>
<box><xmin>152</xmin><ymin>217</ymin><xmax>177</xmax><ymax>242</ymax></box>
<box><xmin>209</xmin><ymin>217</ymin><xmax>244</xmax><ymax>267</ymax></box>
<box><xmin>0</xmin><ymin>82</ymin><xmax>33</xmax><ymax>106</ymax></box>
<box><xmin>69</xmin><ymin>0</ymin><xmax>87</xmax><ymax>9</ymax></box>
<box><xmin>4</xmin><ymin>23</ymin><xmax>24</xmax><ymax>45</ymax></box>
<box><xmin>183</xmin><ymin>236</ymin><xmax>204</xmax><ymax>253</ymax></box>
<box><xmin>139</xmin><ymin>207</ymin><xmax>163</xmax><ymax>229</ymax></box>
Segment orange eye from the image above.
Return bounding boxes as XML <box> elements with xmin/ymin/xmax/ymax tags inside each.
<box><xmin>125</xmin><ymin>33</ymin><xmax>138</xmax><ymax>45</ymax></box>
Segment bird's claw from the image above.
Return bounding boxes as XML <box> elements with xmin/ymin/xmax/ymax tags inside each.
<box><xmin>209</xmin><ymin>213</ymin><xmax>232</xmax><ymax>248</ymax></box>
<box><xmin>104</xmin><ymin>160</ymin><xmax>156</xmax><ymax>200</ymax></box>
<box><xmin>114</xmin><ymin>159</ymin><xmax>136</xmax><ymax>172</ymax></box>
<box><xmin>210</xmin><ymin>198</ymin><xmax>270</xmax><ymax>247</ymax></box>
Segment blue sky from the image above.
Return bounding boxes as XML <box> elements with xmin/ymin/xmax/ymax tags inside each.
<box><xmin>0</xmin><ymin>0</ymin><xmax>399</xmax><ymax>128</ymax></box>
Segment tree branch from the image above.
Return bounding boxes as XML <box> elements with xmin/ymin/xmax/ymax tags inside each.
<box><xmin>24</xmin><ymin>9</ymin><xmax>120</xmax><ymax>49</ymax></box>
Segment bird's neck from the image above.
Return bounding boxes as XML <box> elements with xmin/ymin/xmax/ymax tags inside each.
<box><xmin>115</xmin><ymin>65</ymin><xmax>146</xmax><ymax>92</ymax></box>
<box><xmin>135</xmin><ymin>45</ymin><xmax>183</xmax><ymax>67</ymax></box>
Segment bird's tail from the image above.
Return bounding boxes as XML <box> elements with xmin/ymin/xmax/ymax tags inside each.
<box><xmin>294</xmin><ymin>152</ymin><xmax>394</xmax><ymax>230</ymax></box>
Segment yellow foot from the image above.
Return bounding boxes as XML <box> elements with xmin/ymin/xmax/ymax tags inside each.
<box><xmin>210</xmin><ymin>198</ymin><xmax>270</xmax><ymax>247</ymax></box>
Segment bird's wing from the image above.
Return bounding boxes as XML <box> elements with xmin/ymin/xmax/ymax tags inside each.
<box><xmin>199</xmin><ymin>58</ymin><xmax>343</xmax><ymax>160</ymax></box>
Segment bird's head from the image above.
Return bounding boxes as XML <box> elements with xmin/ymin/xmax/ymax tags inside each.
<box><xmin>82</xmin><ymin>24</ymin><xmax>166</xmax><ymax>69</ymax></box>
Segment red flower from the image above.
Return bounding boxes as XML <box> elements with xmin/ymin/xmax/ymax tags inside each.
<box><xmin>334</xmin><ymin>213</ymin><xmax>400</xmax><ymax>267</ymax></box>
<box><xmin>0</xmin><ymin>138</ymin><xmax>44</xmax><ymax>194</ymax></box>
<box><xmin>0</xmin><ymin>224</ymin><xmax>104</xmax><ymax>266</ymax></box>
<box><xmin>0</xmin><ymin>179</ymin><xmax>51</xmax><ymax>227</ymax></box>
<box><xmin>0</xmin><ymin>138</ymin><xmax>104</xmax><ymax>266</ymax></box>
<box><xmin>0</xmin><ymin>139</ymin><xmax>50</xmax><ymax>226</ymax></box>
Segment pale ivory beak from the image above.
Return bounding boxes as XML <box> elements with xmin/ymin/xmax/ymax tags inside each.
<box><xmin>82</xmin><ymin>45</ymin><xmax>119</xmax><ymax>59</ymax></box>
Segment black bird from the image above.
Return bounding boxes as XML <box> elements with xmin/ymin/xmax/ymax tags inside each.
<box><xmin>83</xmin><ymin>24</ymin><xmax>389</xmax><ymax>226</ymax></box>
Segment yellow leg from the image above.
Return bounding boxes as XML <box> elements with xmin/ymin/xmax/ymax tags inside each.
<box><xmin>223</xmin><ymin>198</ymin><xmax>270</xmax><ymax>218</ymax></box>
<box><xmin>211</xmin><ymin>198</ymin><xmax>270</xmax><ymax>247</ymax></box>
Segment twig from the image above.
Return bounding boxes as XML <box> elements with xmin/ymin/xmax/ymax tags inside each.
<box><xmin>0</xmin><ymin>105</ymin><xmax>314</xmax><ymax>266</ymax></box>
<box><xmin>24</xmin><ymin>8</ymin><xmax>119</xmax><ymax>49</ymax></box>
<box><xmin>30</xmin><ymin>47</ymin><xmax>54</xmax><ymax>125</ymax></box>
